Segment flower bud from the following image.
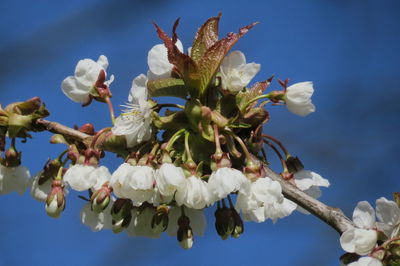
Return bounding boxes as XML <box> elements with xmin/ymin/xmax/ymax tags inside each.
<box><xmin>78</xmin><ymin>123</ymin><xmax>95</xmax><ymax>135</ymax></box>
<box><xmin>231</xmin><ymin>208</ymin><xmax>244</xmax><ymax>238</ymax></box>
<box><xmin>45</xmin><ymin>180</ymin><xmax>66</xmax><ymax>218</ymax></box>
<box><xmin>151</xmin><ymin>205</ymin><xmax>169</xmax><ymax>233</ymax></box>
<box><xmin>177</xmin><ymin>215</ymin><xmax>194</xmax><ymax>249</ymax></box>
<box><xmin>110</xmin><ymin>198</ymin><xmax>132</xmax><ymax>233</ymax></box>
<box><xmin>90</xmin><ymin>182</ymin><xmax>112</xmax><ymax>213</ymax></box>
<box><xmin>3</xmin><ymin>145</ymin><xmax>21</xmax><ymax>167</ymax></box>
<box><xmin>214</xmin><ymin>205</ymin><xmax>235</xmax><ymax>240</ymax></box>
<box><xmin>286</xmin><ymin>156</ymin><xmax>304</xmax><ymax>173</ymax></box>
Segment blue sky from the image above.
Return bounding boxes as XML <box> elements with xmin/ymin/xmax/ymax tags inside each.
<box><xmin>0</xmin><ymin>0</ymin><xmax>399</xmax><ymax>265</ymax></box>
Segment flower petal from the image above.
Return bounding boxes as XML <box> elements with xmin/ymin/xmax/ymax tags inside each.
<box><xmin>353</xmin><ymin>201</ymin><xmax>376</xmax><ymax>229</ymax></box>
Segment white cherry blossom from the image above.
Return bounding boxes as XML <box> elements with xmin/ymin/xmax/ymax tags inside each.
<box><xmin>147</xmin><ymin>40</ymin><xmax>183</xmax><ymax>80</ymax></box>
<box><xmin>110</xmin><ymin>163</ymin><xmax>155</xmax><ymax>205</ymax></box>
<box><xmin>175</xmin><ymin>176</ymin><xmax>211</xmax><ymax>209</ymax></box>
<box><xmin>112</xmin><ymin>74</ymin><xmax>152</xmax><ymax>148</ymax></box>
<box><xmin>0</xmin><ymin>165</ymin><xmax>30</xmax><ymax>195</ymax></box>
<box><xmin>80</xmin><ymin>200</ymin><xmax>113</xmax><ymax>232</ymax></box>
<box><xmin>347</xmin><ymin>257</ymin><xmax>382</xmax><ymax>266</ymax></box>
<box><xmin>340</xmin><ymin>201</ymin><xmax>378</xmax><ymax>255</ymax></box>
<box><xmin>294</xmin><ymin>170</ymin><xmax>330</xmax><ymax>214</ymax></box>
<box><xmin>220</xmin><ymin>50</ymin><xmax>260</xmax><ymax>93</ymax></box>
<box><xmin>375</xmin><ymin>197</ymin><xmax>400</xmax><ymax>238</ymax></box>
<box><xmin>61</xmin><ymin>55</ymin><xmax>114</xmax><ymax>103</ymax></box>
<box><xmin>154</xmin><ymin>163</ymin><xmax>186</xmax><ymax>197</ymax></box>
<box><xmin>235</xmin><ymin>177</ymin><xmax>296</xmax><ymax>223</ymax></box>
<box><xmin>63</xmin><ymin>165</ymin><xmax>111</xmax><ymax>192</ymax></box>
<box><xmin>208</xmin><ymin>167</ymin><xmax>250</xmax><ymax>203</ymax></box>
<box><xmin>284</xmin><ymin>81</ymin><xmax>316</xmax><ymax>116</ymax></box>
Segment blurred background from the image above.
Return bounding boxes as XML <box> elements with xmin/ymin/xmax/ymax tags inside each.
<box><xmin>0</xmin><ymin>0</ymin><xmax>399</xmax><ymax>265</ymax></box>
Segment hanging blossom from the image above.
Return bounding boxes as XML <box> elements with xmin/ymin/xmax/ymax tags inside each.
<box><xmin>284</xmin><ymin>81</ymin><xmax>316</xmax><ymax>116</ymax></box>
<box><xmin>110</xmin><ymin>163</ymin><xmax>155</xmax><ymax>206</ymax></box>
<box><xmin>175</xmin><ymin>176</ymin><xmax>212</xmax><ymax>209</ymax></box>
<box><xmin>340</xmin><ymin>201</ymin><xmax>378</xmax><ymax>255</ymax></box>
<box><xmin>154</xmin><ymin>163</ymin><xmax>186</xmax><ymax>198</ymax></box>
<box><xmin>220</xmin><ymin>50</ymin><xmax>261</xmax><ymax>93</ymax></box>
<box><xmin>30</xmin><ymin>172</ymin><xmax>69</xmax><ymax>202</ymax></box>
<box><xmin>235</xmin><ymin>177</ymin><xmax>296</xmax><ymax>223</ymax></box>
<box><xmin>347</xmin><ymin>257</ymin><xmax>383</xmax><ymax>266</ymax></box>
<box><xmin>112</xmin><ymin>74</ymin><xmax>153</xmax><ymax>148</ymax></box>
<box><xmin>61</xmin><ymin>55</ymin><xmax>114</xmax><ymax>103</ymax></box>
<box><xmin>80</xmin><ymin>199</ymin><xmax>113</xmax><ymax>232</ymax></box>
<box><xmin>63</xmin><ymin>165</ymin><xmax>111</xmax><ymax>192</ymax></box>
<box><xmin>0</xmin><ymin>164</ymin><xmax>30</xmax><ymax>195</ymax></box>
<box><xmin>208</xmin><ymin>167</ymin><xmax>250</xmax><ymax>203</ymax></box>
<box><xmin>293</xmin><ymin>170</ymin><xmax>330</xmax><ymax>214</ymax></box>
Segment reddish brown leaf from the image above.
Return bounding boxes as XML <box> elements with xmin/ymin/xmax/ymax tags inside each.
<box><xmin>198</xmin><ymin>22</ymin><xmax>258</xmax><ymax>95</ymax></box>
<box><xmin>191</xmin><ymin>13</ymin><xmax>222</xmax><ymax>62</ymax></box>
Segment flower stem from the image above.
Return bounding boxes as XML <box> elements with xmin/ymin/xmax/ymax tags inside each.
<box><xmin>165</xmin><ymin>128</ymin><xmax>185</xmax><ymax>152</ymax></box>
<box><xmin>91</xmin><ymin>127</ymin><xmax>112</xmax><ymax>149</ymax></box>
<box><xmin>105</xmin><ymin>96</ymin><xmax>115</xmax><ymax>125</ymax></box>
<box><xmin>184</xmin><ymin>131</ymin><xmax>193</xmax><ymax>161</ymax></box>
<box><xmin>225</xmin><ymin>130</ymin><xmax>252</xmax><ymax>162</ymax></box>
<box><xmin>213</xmin><ymin>124</ymin><xmax>222</xmax><ymax>154</ymax></box>
<box><xmin>244</xmin><ymin>93</ymin><xmax>272</xmax><ymax>110</ymax></box>
<box><xmin>262</xmin><ymin>134</ymin><xmax>291</xmax><ymax>158</ymax></box>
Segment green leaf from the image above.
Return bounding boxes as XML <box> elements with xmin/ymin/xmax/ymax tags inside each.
<box><xmin>191</xmin><ymin>14</ymin><xmax>221</xmax><ymax>62</ymax></box>
<box><xmin>147</xmin><ymin>78</ymin><xmax>188</xmax><ymax>99</ymax></box>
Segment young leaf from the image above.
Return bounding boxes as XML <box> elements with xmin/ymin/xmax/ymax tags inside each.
<box><xmin>147</xmin><ymin>78</ymin><xmax>188</xmax><ymax>99</ymax></box>
<box><xmin>191</xmin><ymin>14</ymin><xmax>221</xmax><ymax>62</ymax></box>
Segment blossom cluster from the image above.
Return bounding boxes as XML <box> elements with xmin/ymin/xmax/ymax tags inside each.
<box><xmin>5</xmin><ymin>15</ymin><xmax>392</xmax><ymax>265</ymax></box>
<box><xmin>340</xmin><ymin>197</ymin><xmax>400</xmax><ymax>266</ymax></box>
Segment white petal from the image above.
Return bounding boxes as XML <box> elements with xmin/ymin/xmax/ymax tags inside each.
<box><xmin>128</xmin><ymin>74</ymin><xmax>148</xmax><ymax>103</ymax></box>
<box><xmin>147</xmin><ymin>40</ymin><xmax>183</xmax><ymax>78</ymax></box>
<box><xmin>127</xmin><ymin>207</ymin><xmax>161</xmax><ymax>238</ymax></box>
<box><xmin>61</xmin><ymin>76</ymin><xmax>90</xmax><ymax>103</ymax></box>
<box><xmin>96</xmin><ymin>55</ymin><xmax>109</xmax><ymax>69</ymax></box>
<box><xmin>376</xmin><ymin>197</ymin><xmax>400</xmax><ymax>226</ymax></box>
<box><xmin>353</xmin><ymin>201</ymin><xmax>376</xmax><ymax>229</ymax></box>
<box><xmin>221</xmin><ymin>51</ymin><xmax>246</xmax><ymax>69</ymax></box>
<box><xmin>175</xmin><ymin>176</ymin><xmax>211</xmax><ymax>209</ymax></box>
<box><xmin>340</xmin><ymin>228</ymin><xmax>377</xmax><ymax>255</ymax></box>
<box><xmin>29</xmin><ymin>172</ymin><xmax>52</xmax><ymax>202</ymax></box>
<box><xmin>0</xmin><ymin>165</ymin><xmax>30</xmax><ymax>195</ymax></box>
<box><xmin>348</xmin><ymin>257</ymin><xmax>383</xmax><ymax>266</ymax></box>
<box><xmin>155</xmin><ymin>163</ymin><xmax>186</xmax><ymax>197</ymax></box>
<box><xmin>285</xmin><ymin>81</ymin><xmax>316</xmax><ymax>116</ymax></box>
<box><xmin>63</xmin><ymin>165</ymin><xmax>97</xmax><ymax>191</ymax></box>
<box><xmin>208</xmin><ymin>167</ymin><xmax>249</xmax><ymax>201</ymax></box>
<box><xmin>91</xmin><ymin>166</ymin><xmax>111</xmax><ymax>191</ymax></box>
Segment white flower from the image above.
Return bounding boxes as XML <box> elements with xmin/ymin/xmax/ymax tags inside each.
<box><xmin>154</xmin><ymin>163</ymin><xmax>186</xmax><ymax>197</ymax></box>
<box><xmin>220</xmin><ymin>50</ymin><xmax>260</xmax><ymax>93</ymax></box>
<box><xmin>340</xmin><ymin>201</ymin><xmax>378</xmax><ymax>255</ymax></box>
<box><xmin>126</xmin><ymin>207</ymin><xmax>162</xmax><ymax>238</ymax></box>
<box><xmin>112</xmin><ymin>74</ymin><xmax>152</xmax><ymax>148</ymax></box>
<box><xmin>208</xmin><ymin>167</ymin><xmax>250</xmax><ymax>202</ymax></box>
<box><xmin>30</xmin><ymin>172</ymin><xmax>68</xmax><ymax>202</ymax></box>
<box><xmin>347</xmin><ymin>257</ymin><xmax>382</xmax><ymax>266</ymax></box>
<box><xmin>0</xmin><ymin>165</ymin><xmax>30</xmax><ymax>195</ymax></box>
<box><xmin>236</xmin><ymin>177</ymin><xmax>296</xmax><ymax>223</ymax></box>
<box><xmin>294</xmin><ymin>170</ymin><xmax>330</xmax><ymax>214</ymax></box>
<box><xmin>110</xmin><ymin>163</ymin><xmax>155</xmax><ymax>205</ymax></box>
<box><xmin>61</xmin><ymin>55</ymin><xmax>114</xmax><ymax>103</ymax></box>
<box><xmin>45</xmin><ymin>194</ymin><xmax>65</xmax><ymax>218</ymax></box>
<box><xmin>80</xmin><ymin>200</ymin><xmax>113</xmax><ymax>232</ymax></box>
<box><xmin>63</xmin><ymin>165</ymin><xmax>111</xmax><ymax>192</ymax></box>
<box><xmin>147</xmin><ymin>40</ymin><xmax>183</xmax><ymax>80</ymax></box>
<box><xmin>175</xmin><ymin>176</ymin><xmax>211</xmax><ymax>209</ymax></box>
<box><xmin>284</xmin><ymin>81</ymin><xmax>316</xmax><ymax>116</ymax></box>
<box><xmin>375</xmin><ymin>197</ymin><xmax>400</xmax><ymax>238</ymax></box>
<box><xmin>166</xmin><ymin>207</ymin><xmax>206</xmax><ymax>237</ymax></box>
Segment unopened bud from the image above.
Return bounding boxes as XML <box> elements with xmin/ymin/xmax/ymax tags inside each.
<box><xmin>90</xmin><ymin>182</ymin><xmax>112</xmax><ymax>213</ymax></box>
<box><xmin>177</xmin><ymin>215</ymin><xmax>193</xmax><ymax>249</ymax></box>
<box><xmin>214</xmin><ymin>205</ymin><xmax>235</xmax><ymax>240</ymax></box>
<box><xmin>231</xmin><ymin>208</ymin><xmax>244</xmax><ymax>238</ymax></box>
<box><xmin>286</xmin><ymin>156</ymin><xmax>304</xmax><ymax>173</ymax></box>
<box><xmin>151</xmin><ymin>205</ymin><xmax>169</xmax><ymax>233</ymax></box>
<box><xmin>45</xmin><ymin>180</ymin><xmax>66</xmax><ymax>218</ymax></box>
<box><xmin>111</xmin><ymin>198</ymin><xmax>132</xmax><ymax>233</ymax></box>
